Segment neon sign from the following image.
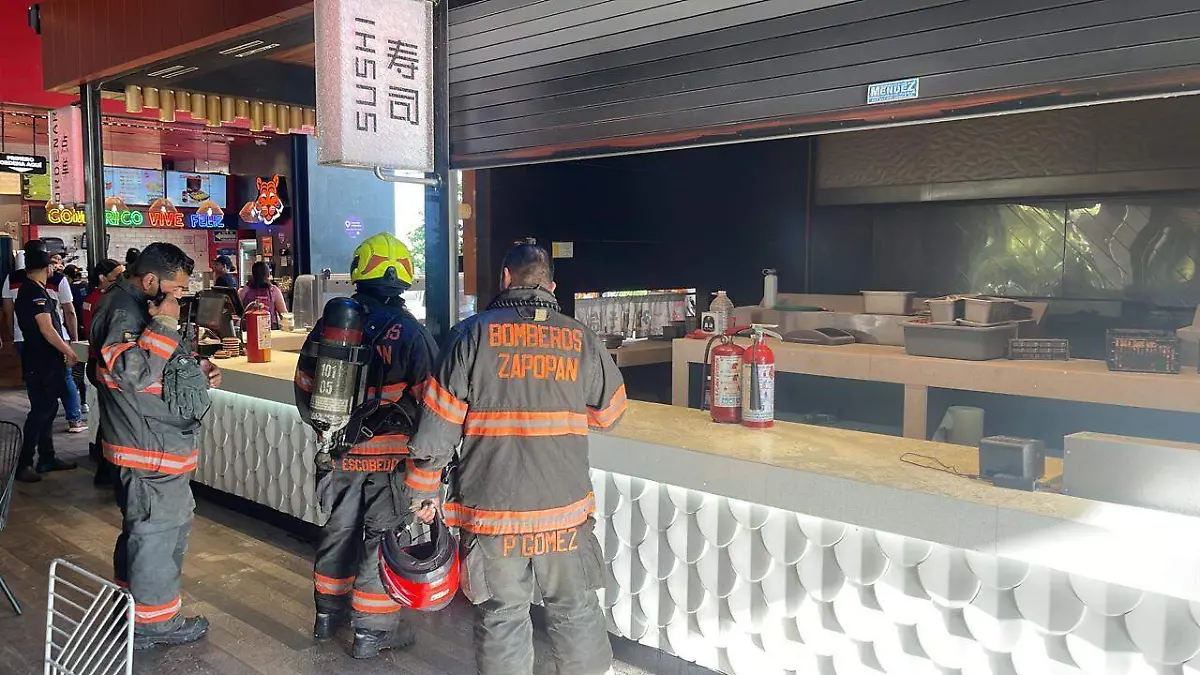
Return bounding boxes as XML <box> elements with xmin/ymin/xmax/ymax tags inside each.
<box><xmin>188</xmin><ymin>213</ymin><xmax>225</xmax><ymax>228</ymax></box>
<box><xmin>239</xmin><ymin>174</ymin><xmax>285</xmax><ymax>226</ymax></box>
<box><xmin>46</xmin><ymin>205</ymin><xmax>86</xmax><ymax>225</ymax></box>
<box><xmin>148</xmin><ymin>210</ymin><xmax>185</xmax><ymax>228</ymax></box>
<box><xmin>105</xmin><ymin>209</ymin><xmax>144</xmax><ymax>227</ymax></box>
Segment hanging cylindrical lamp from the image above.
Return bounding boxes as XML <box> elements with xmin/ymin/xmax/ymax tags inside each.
<box><xmin>289</xmin><ymin>105</ymin><xmax>304</xmax><ymax>133</ymax></box>
<box><xmin>220</xmin><ymin>97</ymin><xmax>236</xmax><ymax>123</ymax></box>
<box><xmin>124</xmin><ymin>85</ymin><xmax>143</xmax><ymax>113</ymax></box>
<box><xmin>206</xmin><ymin>95</ymin><xmax>221</xmax><ymax>128</ymax></box>
<box><xmin>143</xmin><ymin>87</ymin><xmax>160</xmax><ymax>110</ymax></box>
<box><xmin>303</xmin><ymin>108</ymin><xmax>316</xmax><ymax>130</ymax></box>
<box><xmin>235</xmin><ymin>99</ymin><xmax>250</xmax><ymax>120</ymax></box>
<box><xmin>277</xmin><ymin>105</ymin><xmax>291</xmax><ymax>133</ymax></box>
<box><xmin>190</xmin><ymin>92</ymin><xmax>207</xmax><ymax>120</ymax></box>
<box><xmin>159</xmin><ymin>90</ymin><xmax>176</xmax><ymax>122</ymax></box>
<box><xmin>264</xmin><ymin>103</ymin><xmax>278</xmax><ymax>130</ymax></box>
<box><xmin>249</xmin><ymin>101</ymin><xmax>265</xmax><ymax>132</ymax></box>
<box><xmin>175</xmin><ymin>91</ymin><xmax>192</xmax><ymax>114</ymax></box>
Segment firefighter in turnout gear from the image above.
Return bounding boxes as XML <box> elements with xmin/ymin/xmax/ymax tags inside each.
<box><xmin>90</xmin><ymin>243</ymin><xmax>221</xmax><ymax>650</ymax></box>
<box><xmin>294</xmin><ymin>233</ymin><xmax>437</xmax><ymax>659</ymax></box>
<box><xmin>408</xmin><ymin>243</ymin><xmax>628</xmax><ymax>675</ymax></box>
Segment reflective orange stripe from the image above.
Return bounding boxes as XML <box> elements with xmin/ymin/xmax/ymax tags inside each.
<box><xmin>423</xmin><ymin>378</ymin><xmax>467</xmax><ymax>425</ymax></box>
<box><xmin>100</xmin><ymin>341</ymin><xmax>135</xmax><ymax>368</ymax></box>
<box><xmin>96</xmin><ymin>366</ymin><xmax>120</xmax><ymax>390</ymax></box>
<box><xmin>410</xmin><ymin>381</ymin><xmax>427</xmax><ymax>400</ymax></box>
<box><xmin>588</xmin><ymin>385</ymin><xmax>628</xmax><ymax>429</ymax></box>
<box><xmin>444</xmin><ymin>493</ymin><xmax>595</xmax><ymax>536</ymax></box>
<box><xmin>349</xmin><ymin>434</ymin><xmax>410</xmax><ymax>456</ymax></box>
<box><xmin>366</xmin><ymin>382</ymin><xmax>407</xmax><ymax>401</ymax></box>
<box><xmin>138</xmin><ymin>329</ymin><xmax>177</xmax><ymax>360</ymax></box>
<box><xmin>135</xmin><ymin>597</ymin><xmax>181</xmax><ymax>624</ymax></box>
<box><xmin>405</xmin><ymin>461</ymin><xmax>441</xmax><ymax>492</ymax></box>
<box><xmin>463</xmin><ymin>410</ymin><xmax>587</xmax><ymax>437</ymax></box>
<box><xmin>139</xmin><ymin>381</ymin><xmax>163</xmax><ymax>395</ymax></box>
<box><xmin>294</xmin><ymin>370</ymin><xmax>313</xmax><ymax>393</ymax></box>
<box><xmin>351</xmin><ymin>590</ymin><xmax>401</xmax><ymax>614</ymax></box>
<box><xmin>314</xmin><ymin>573</ymin><xmax>354</xmax><ymax>596</ymax></box>
<box><xmin>103</xmin><ymin>442</ymin><xmax>198</xmax><ymax>475</ymax></box>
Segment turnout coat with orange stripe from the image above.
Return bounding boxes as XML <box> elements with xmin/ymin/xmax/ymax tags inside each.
<box><xmin>90</xmin><ymin>277</ymin><xmax>210</xmax><ymax>474</ymax></box>
<box><xmin>407</xmin><ymin>287</ymin><xmax>628</xmax><ymax>536</ymax></box>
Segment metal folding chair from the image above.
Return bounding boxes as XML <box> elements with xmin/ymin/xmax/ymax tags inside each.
<box><xmin>44</xmin><ymin>559</ymin><xmax>134</xmax><ymax>675</ymax></box>
<box><xmin>0</xmin><ymin>419</ymin><xmax>21</xmax><ymax>615</ymax></box>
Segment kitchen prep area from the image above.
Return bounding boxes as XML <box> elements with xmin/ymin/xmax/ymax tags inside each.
<box><xmin>463</xmin><ymin>92</ymin><xmax>1200</xmax><ymax>673</ymax></box>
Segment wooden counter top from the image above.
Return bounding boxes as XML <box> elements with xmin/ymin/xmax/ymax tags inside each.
<box><xmin>672</xmin><ymin>338</ymin><xmax>1200</xmax><ymax>438</ymax></box>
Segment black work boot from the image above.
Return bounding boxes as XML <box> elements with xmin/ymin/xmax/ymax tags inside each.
<box><xmin>133</xmin><ymin>616</ymin><xmax>210</xmax><ymax>651</ymax></box>
<box><xmin>351</xmin><ymin>621</ymin><xmax>416</xmax><ymax>659</ymax></box>
<box><xmin>15</xmin><ymin>466</ymin><xmax>42</xmax><ymax>483</ymax></box>
<box><xmin>313</xmin><ymin>611</ymin><xmax>348</xmax><ymax>641</ymax></box>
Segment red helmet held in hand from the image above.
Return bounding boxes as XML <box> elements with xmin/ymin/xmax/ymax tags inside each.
<box><xmin>379</xmin><ymin>518</ymin><xmax>460</xmax><ymax>612</ymax></box>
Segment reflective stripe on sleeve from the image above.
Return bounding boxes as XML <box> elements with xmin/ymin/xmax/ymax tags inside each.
<box><xmin>444</xmin><ymin>493</ymin><xmax>596</xmax><ymax>536</ymax></box>
<box><xmin>99</xmin><ymin>341</ymin><xmax>135</xmax><ymax>369</ymax></box>
<box><xmin>588</xmin><ymin>385</ymin><xmax>628</xmax><ymax>430</ymax></box>
<box><xmin>463</xmin><ymin>410</ymin><xmax>587</xmax><ymax>437</ymax></box>
<box><xmin>423</xmin><ymin>377</ymin><xmax>467</xmax><ymax>425</ymax></box>
<box><xmin>137</xmin><ymin>329</ymin><xmax>178</xmax><ymax>360</ymax></box>
<box><xmin>404</xmin><ymin>461</ymin><xmax>442</xmax><ymax>493</ymax></box>
<box><xmin>102</xmin><ymin>443</ymin><xmax>198</xmax><ymax>475</ymax></box>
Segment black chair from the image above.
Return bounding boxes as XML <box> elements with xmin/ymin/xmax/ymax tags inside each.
<box><xmin>0</xmin><ymin>419</ymin><xmax>22</xmax><ymax>615</ymax></box>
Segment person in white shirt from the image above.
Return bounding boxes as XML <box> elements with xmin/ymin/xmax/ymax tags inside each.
<box><xmin>3</xmin><ymin>245</ymin><xmax>87</xmax><ymax>433</ymax></box>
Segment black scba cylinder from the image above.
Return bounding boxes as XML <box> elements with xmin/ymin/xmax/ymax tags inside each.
<box><xmin>310</xmin><ymin>298</ymin><xmax>368</xmax><ymax>430</ymax></box>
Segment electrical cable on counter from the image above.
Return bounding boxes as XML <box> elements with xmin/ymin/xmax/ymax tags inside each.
<box><xmin>899</xmin><ymin>452</ymin><xmax>1062</xmax><ymax>494</ymax></box>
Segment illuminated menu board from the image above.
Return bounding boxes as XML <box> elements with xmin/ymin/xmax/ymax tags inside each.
<box><xmin>103</xmin><ymin>167</ymin><xmax>166</xmax><ymax>205</ymax></box>
<box><xmin>166</xmin><ymin>171</ymin><xmax>228</xmax><ymax>209</ymax></box>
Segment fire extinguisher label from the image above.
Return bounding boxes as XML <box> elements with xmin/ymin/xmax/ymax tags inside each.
<box><xmin>256</xmin><ymin>314</ymin><xmax>272</xmax><ymax>350</ymax></box>
<box><xmin>741</xmin><ymin>363</ymin><xmax>775</xmax><ymax>423</ymax></box>
<box><xmin>712</xmin><ymin>355</ymin><xmax>742</xmax><ymax>408</ymax></box>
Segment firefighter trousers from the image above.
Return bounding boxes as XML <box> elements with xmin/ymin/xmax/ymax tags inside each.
<box><xmin>314</xmin><ymin>467</ymin><xmax>408</xmax><ymax>631</ymax></box>
<box><xmin>459</xmin><ymin>519</ymin><xmax>612</xmax><ymax>675</ymax></box>
<box><xmin>112</xmin><ymin>466</ymin><xmax>195</xmax><ymax>633</ymax></box>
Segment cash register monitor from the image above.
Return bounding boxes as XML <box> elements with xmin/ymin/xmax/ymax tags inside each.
<box><xmin>196</xmin><ymin>286</ymin><xmax>244</xmax><ymax>338</ymax></box>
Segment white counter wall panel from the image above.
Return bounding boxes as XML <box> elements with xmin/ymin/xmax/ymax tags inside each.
<box><xmin>590</xmin><ymin>468</ymin><xmax>1200</xmax><ymax>675</ymax></box>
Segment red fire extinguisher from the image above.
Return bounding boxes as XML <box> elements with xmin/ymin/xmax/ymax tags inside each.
<box><xmin>244</xmin><ymin>301</ymin><xmax>273</xmax><ymax>363</ymax></box>
<box><xmin>706</xmin><ymin>335</ymin><xmax>745</xmax><ymax>424</ymax></box>
<box><xmin>741</xmin><ymin>325</ymin><xmax>781</xmax><ymax>429</ymax></box>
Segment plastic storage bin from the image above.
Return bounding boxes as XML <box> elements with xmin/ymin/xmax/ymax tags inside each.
<box><xmin>926</xmin><ymin>297</ymin><xmax>963</xmax><ymax>323</ymax></box>
<box><xmin>861</xmin><ymin>291</ymin><xmax>914</xmax><ymax>315</ymax></box>
<box><xmin>963</xmin><ymin>297</ymin><xmax>1016</xmax><ymax>324</ymax></box>
<box><xmin>903</xmin><ymin>321</ymin><xmax>1018</xmax><ymax>361</ymax></box>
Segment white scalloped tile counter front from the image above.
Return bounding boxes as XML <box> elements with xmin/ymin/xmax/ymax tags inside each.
<box><xmin>100</xmin><ymin>349</ymin><xmax>1200</xmax><ymax>675</ymax></box>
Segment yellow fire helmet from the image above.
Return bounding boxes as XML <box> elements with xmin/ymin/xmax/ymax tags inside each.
<box><xmin>349</xmin><ymin>232</ymin><xmax>416</xmax><ymax>285</ymax></box>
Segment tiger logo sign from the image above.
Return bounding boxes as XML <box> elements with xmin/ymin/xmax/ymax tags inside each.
<box><xmin>239</xmin><ymin>174</ymin><xmax>285</xmax><ymax>225</ymax></box>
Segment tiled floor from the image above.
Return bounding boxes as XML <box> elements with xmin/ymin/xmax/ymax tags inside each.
<box><xmin>0</xmin><ymin>390</ymin><xmax>657</xmax><ymax>675</ymax></box>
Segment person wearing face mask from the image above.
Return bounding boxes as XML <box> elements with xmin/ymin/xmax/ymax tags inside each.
<box><xmin>90</xmin><ymin>242</ymin><xmax>222</xmax><ymax>650</ymax></box>
<box><xmin>81</xmin><ymin>258</ymin><xmax>125</xmax><ymax>487</ymax></box>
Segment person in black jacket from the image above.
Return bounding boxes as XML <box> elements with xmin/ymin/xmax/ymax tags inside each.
<box><xmin>294</xmin><ymin>233</ymin><xmax>437</xmax><ymax>659</ymax></box>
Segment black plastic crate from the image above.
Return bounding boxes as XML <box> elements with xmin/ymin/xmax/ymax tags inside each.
<box><xmin>1106</xmin><ymin>329</ymin><xmax>1179</xmax><ymax>374</ymax></box>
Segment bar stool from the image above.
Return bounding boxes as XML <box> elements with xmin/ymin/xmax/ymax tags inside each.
<box><xmin>0</xmin><ymin>419</ymin><xmax>22</xmax><ymax>614</ymax></box>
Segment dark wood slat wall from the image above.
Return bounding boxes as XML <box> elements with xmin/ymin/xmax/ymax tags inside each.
<box><xmin>448</xmin><ymin>0</ymin><xmax>1200</xmax><ymax>168</ymax></box>
<box><xmin>39</xmin><ymin>0</ymin><xmax>311</xmax><ymax>91</ymax></box>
